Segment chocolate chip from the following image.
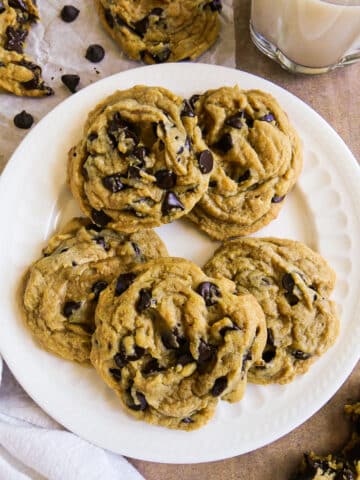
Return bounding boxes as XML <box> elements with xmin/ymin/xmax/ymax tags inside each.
<box><xmin>208</xmin><ymin>0</ymin><xmax>222</xmax><ymax>12</ymax></box>
<box><xmin>267</xmin><ymin>328</ymin><xmax>275</xmax><ymax>346</ymax></box>
<box><xmin>102</xmin><ymin>173</ymin><xmax>125</xmax><ymax>193</ymax></box>
<box><xmin>109</xmin><ymin>368</ymin><xmax>121</xmax><ymax>381</ymax></box>
<box><xmin>285</xmin><ymin>292</ymin><xmax>299</xmax><ymax>306</ymax></box>
<box><xmin>161</xmin><ymin>192</ymin><xmax>185</xmax><ymax>215</ymax></box>
<box><xmin>198</xmin><ymin>340</ymin><xmax>216</xmax><ymax>366</ymax></box>
<box><xmin>127</xmin><ymin>166</ymin><xmax>140</xmax><ymax>179</ymax></box>
<box><xmin>291</xmin><ymin>349</ymin><xmax>311</xmax><ymax>360</ymax></box>
<box><xmin>115</xmin><ymin>273</ymin><xmax>136</xmax><ymax>296</ymax></box>
<box><xmin>128</xmin><ymin>392</ymin><xmax>147</xmax><ymax>411</ymax></box>
<box><xmin>5</xmin><ymin>26</ymin><xmax>27</xmax><ymax>53</ymax></box>
<box><xmin>60</xmin><ymin>5</ymin><xmax>79</xmax><ymax>22</ymax></box>
<box><xmin>272</xmin><ymin>195</ymin><xmax>286</xmax><ymax>203</ymax></box>
<box><xmin>185</xmin><ymin>136</ymin><xmax>191</xmax><ymax>150</ymax></box>
<box><xmin>238</xmin><ymin>169</ymin><xmax>251</xmax><ymax>183</ymax></box>
<box><xmin>63</xmin><ymin>301</ymin><xmax>81</xmax><ymax>318</ymax></box>
<box><xmin>214</xmin><ymin>133</ymin><xmax>233</xmax><ymax>153</ymax></box>
<box><xmin>140</xmin><ymin>48</ymin><xmax>171</xmax><ymax>64</ymax></box>
<box><xmin>196</xmin><ymin>282</ymin><xmax>221</xmax><ymax>306</ymax></box>
<box><xmin>88</xmin><ymin>132</ymin><xmax>98</xmax><ymax>141</ymax></box>
<box><xmin>225</xmin><ymin>112</ymin><xmax>245</xmax><ymax>129</ymax></box>
<box><xmin>132</xmin><ymin>146</ymin><xmax>147</xmax><ymax>163</ymax></box>
<box><xmin>142</xmin><ymin>358</ymin><xmax>162</xmax><ymax>375</ymax></box>
<box><xmin>282</xmin><ymin>273</ymin><xmax>295</xmax><ymax>292</ymax></box>
<box><xmin>150</xmin><ymin>7</ymin><xmax>163</xmax><ymax>16</ymax></box>
<box><xmin>125</xmin><ymin>345</ymin><xmax>145</xmax><ymax>362</ymax></box>
<box><xmin>245</xmin><ymin>114</ymin><xmax>254</xmax><ymax>128</ymax></box>
<box><xmin>259</xmin><ymin>113</ymin><xmax>275</xmax><ymax>122</ymax></box>
<box><xmin>93</xmin><ymin>235</ymin><xmax>108</xmax><ymax>250</ymax></box>
<box><xmin>13</xmin><ymin>110</ymin><xmax>33</xmax><ymax>129</ymax></box>
<box><xmin>61</xmin><ymin>74</ymin><xmax>80</xmax><ymax>93</ymax></box>
<box><xmin>0</xmin><ymin>2</ymin><xmax>5</xmax><ymax>13</ymax></box>
<box><xmin>220</xmin><ymin>323</ymin><xmax>241</xmax><ymax>336</ymax></box>
<box><xmin>91</xmin><ymin>281</ymin><xmax>108</xmax><ymax>300</ymax></box>
<box><xmin>136</xmin><ymin>288</ymin><xmax>152</xmax><ymax>313</ymax></box>
<box><xmin>209</xmin><ymin>180</ymin><xmax>217</xmax><ymax>188</ymax></box>
<box><xmin>131</xmin><ymin>242</ymin><xmax>141</xmax><ymax>257</ymax></box>
<box><xmin>155</xmin><ymin>170</ymin><xmax>177</xmax><ymax>189</ymax></box>
<box><xmin>134</xmin><ymin>16</ymin><xmax>149</xmax><ymax>37</ymax></box>
<box><xmin>8</xmin><ymin>0</ymin><xmax>28</xmax><ymax>11</ymax></box>
<box><xmin>181</xmin><ymin>100</ymin><xmax>195</xmax><ymax>118</ymax></box>
<box><xmin>177</xmin><ymin>351</ymin><xmax>194</xmax><ymax>366</ymax></box>
<box><xmin>189</xmin><ymin>94</ymin><xmax>200</xmax><ymax>110</ymax></box>
<box><xmin>197</xmin><ymin>150</ymin><xmax>213</xmax><ymax>174</ymax></box>
<box><xmin>182</xmin><ymin>417</ymin><xmax>194</xmax><ymax>424</ymax></box>
<box><xmin>114</xmin><ymin>352</ymin><xmax>127</xmax><ymax>368</ymax></box>
<box><xmin>85</xmin><ymin>223</ymin><xmax>103</xmax><ymax>232</ymax></box>
<box><xmin>211</xmin><ymin>376</ymin><xmax>227</xmax><ymax>397</ymax></box>
<box><xmin>72</xmin><ymin>261</ymin><xmax>77</xmax><ymax>267</ymax></box>
<box><xmin>85</xmin><ymin>44</ymin><xmax>105</xmax><ymax>63</ymax></box>
<box><xmin>161</xmin><ymin>331</ymin><xmax>178</xmax><ymax>349</ymax></box>
<box><xmin>262</xmin><ymin>347</ymin><xmax>276</xmax><ymax>363</ymax></box>
<box><xmin>91</xmin><ymin>208</ymin><xmax>112</xmax><ymax>226</ymax></box>
<box><xmin>104</xmin><ymin>8</ymin><xmax>114</xmax><ymax>28</ymax></box>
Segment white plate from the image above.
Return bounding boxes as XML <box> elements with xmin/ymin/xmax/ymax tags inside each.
<box><xmin>0</xmin><ymin>64</ymin><xmax>359</xmax><ymax>464</ymax></box>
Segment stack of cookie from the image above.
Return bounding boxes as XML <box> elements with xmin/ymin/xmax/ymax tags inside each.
<box><xmin>95</xmin><ymin>0</ymin><xmax>222</xmax><ymax>64</ymax></box>
<box><xmin>22</xmin><ymin>84</ymin><xmax>340</xmax><ymax>431</ymax></box>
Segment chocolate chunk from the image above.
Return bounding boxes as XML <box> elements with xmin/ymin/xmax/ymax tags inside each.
<box><xmin>271</xmin><ymin>194</ymin><xmax>285</xmax><ymax>203</ymax></box>
<box><xmin>85</xmin><ymin>44</ymin><xmax>105</xmax><ymax>63</ymax></box>
<box><xmin>61</xmin><ymin>74</ymin><xmax>80</xmax><ymax>93</ymax></box>
<box><xmin>161</xmin><ymin>331</ymin><xmax>178</xmax><ymax>349</ymax></box>
<box><xmin>136</xmin><ymin>288</ymin><xmax>152</xmax><ymax>313</ymax></box>
<box><xmin>63</xmin><ymin>301</ymin><xmax>81</xmax><ymax>317</ymax></box>
<box><xmin>0</xmin><ymin>2</ymin><xmax>5</xmax><ymax>13</ymax></box>
<box><xmin>134</xmin><ymin>16</ymin><xmax>149</xmax><ymax>37</ymax></box>
<box><xmin>128</xmin><ymin>391</ymin><xmax>147</xmax><ymax>411</ymax></box>
<box><xmin>291</xmin><ymin>349</ymin><xmax>311</xmax><ymax>360</ymax></box>
<box><xmin>198</xmin><ymin>340</ymin><xmax>216</xmax><ymax>367</ymax></box>
<box><xmin>13</xmin><ymin>110</ymin><xmax>33</xmax><ymax>129</ymax></box>
<box><xmin>181</xmin><ymin>100</ymin><xmax>195</xmax><ymax>118</ymax></box>
<box><xmin>189</xmin><ymin>94</ymin><xmax>200</xmax><ymax>110</ymax></box>
<box><xmin>208</xmin><ymin>0</ymin><xmax>222</xmax><ymax>12</ymax></box>
<box><xmin>140</xmin><ymin>48</ymin><xmax>171</xmax><ymax>64</ymax></box>
<box><xmin>214</xmin><ymin>133</ymin><xmax>233</xmax><ymax>153</ymax></box>
<box><xmin>102</xmin><ymin>173</ymin><xmax>125</xmax><ymax>193</ymax></box>
<box><xmin>155</xmin><ymin>170</ymin><xmax>177</xmax><ymax>189</ymax></box>
<box><xmin>91</xmin><ymin>208</ymin><xmax>112</xmax><ymax>226</ymax></box>
<box><xmin>114</xmin><ymin>352</ymin><xmax>127</xmax><ymax>368</ymax></box>
<box><xmin>115</xmin><ymin>272</ymin><xmax>136</xmax><ymax>296</ymax></box>
<box><xmin>88</xmin><ymin>132</ymin><xmax>98</xmax><ymax>141</ymax></box>
<box><xmin>262</xmin><ymin>346</ymin><xmax>276</xmax><ymax>363</ymax></box>
<box><xmin>108</xmin><ymin>112</ymin><xmax>128</xmax><ymax>134</ymax></box>
<box><xmin>125</xmin><ymin>345</ymin><xmax>145</xmax><ymax>362</ymax></box>
<box><xmin>196</xmin><ymin>282</ymin><xmax>221</xmax><ymax>306</ymax></box>
<box><xmin>16</xmin><ymin>59</ymin><xmax>53</xmax><ymax>95</ymax></box>
<box><xmin>142</xmin><ymin>358</ymin><xmax>162</xmax><ymax>375</ymax></box>
<box><xmin>182</xmin><ymin>417</ymin><xmax>194</xmax><ymax>424</ymax></box>
<box><xmin>5</xmin><ymin>26</ymin><xmax>27</xmax><ymax>53</ymax></box>
<box><xmin>238</xmin><ymin>169</ymin><xmax>251</xmax><ymax>183</ymax></box>
<box><xmin>104</xmin><ymin>8</ymin><xmax>114</xmax><ymax>28</ymax></box>
<box><xmin>211</xmin><ymin>376</ymin><xmax>227</xmax><ymax>397</ymax></box>
<box><xmin>162</xmin><ymin>192</ymin><xmax>185</xmax><ymax>215</ymax></box>
<box><xmin>259</xmin><ymin>113</ymin><xmax>275</xmax><ymax>122</ymax></box>
<box><xmin>60</xmin><ymin>5</ymin><xmax>79</xmax><ymax>22</ymax></box>
<box><xmin>198</xmin><ymin>150</ymin><xmax>213</xmax><ymax>174</ymax></box>
<box><xmin>185</xmin><ymin>135</ymin><xmax>191</xmax><ymax>150</ymax></box>
<box><xmin>91</xmin><ymin>280</ymin><xmax>108</xmax><ymax>300</ymax></box>
<box><xmin>109</xmin><ymin>368</ymin><xmax>121</xmax><ymax>381</ymax></box>
<box><xmin>128</xmin><ymin>166</ymin><xmax>141</xmax><ymax>179</ymax></box>
<box><xmin>282</xmin><ymin>273</ymin><xmax>295</xmax><ymax>292</ymax></box>
<box><xmin>285</xmin><ymin>292</ymin><xmax>299</xmax><ymax>306</ymax></box>
<box><xmin>225</xmin><ymin>112</ymin><xmax>245</xmax><ymax>129</ymax></box>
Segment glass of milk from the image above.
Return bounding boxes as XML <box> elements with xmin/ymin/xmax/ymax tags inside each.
<box><xmin>250</xmin><ymin>0</ymin><xmax>360</xmax><ymax>74</ymax></box>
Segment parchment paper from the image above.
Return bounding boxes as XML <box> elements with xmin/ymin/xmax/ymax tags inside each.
<box><xmin>0</xmin><ymin>0</ymin><xmax>235</xmax><ymax>171</ymax></box>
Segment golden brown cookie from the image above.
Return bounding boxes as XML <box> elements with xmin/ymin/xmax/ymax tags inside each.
<box><xmin>22</xmin><ymin>217</ymin><xmax>167</xmax><ymax>363</ymax></box>
<box><xmin>187</xmin><ymin>86</ymin><xmax>302</xmax><ymax>239</ymax></box>
<box><xmin>90</xmin><ymin>257</ymin><xmax>266</xmax><ymax>430</ymax></box>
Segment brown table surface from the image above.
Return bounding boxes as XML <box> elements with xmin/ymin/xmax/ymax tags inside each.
<box><xmin>130</xmin><ymin>2</ymin><xmax>360</xmax><ymax>479</ymax></box>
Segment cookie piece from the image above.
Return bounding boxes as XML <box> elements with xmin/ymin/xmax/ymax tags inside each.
<box><xmin>186</xmin><ymin>86</ymin><xmax>303</xmax><ymax>240</ymax></box>
<box><xmin>22</xmin><ymin>217</ymin><xmax>167</xmax><ymax>363</ymax></box>
<box><xmin>68</xmin><ymin>85</ymin><xmax>213</xmax><ymax>232</ymax></box>
<box><xmin>204</xmin><ymin>237</ymin><xmax>339</xmax><ymax>384</ymax></box>
<box><xmin>0</xmin><ymin>1</ymin><xmax>53</xmax><ymax>96</ymax></box>
<box><xmin>90</xmin><ymin>257</ymin><xmax>266</xmax><ymax>430</ymax></box>
<box><xmin>95</xmin><ymin>0</ymin><xmax>221</xmax><ymax>64</ymax></box>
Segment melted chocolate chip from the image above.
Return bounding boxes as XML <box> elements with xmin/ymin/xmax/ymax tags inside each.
<box><xmin>162</xmin><ymin>192</ymin><xmax>185</xmax><ymax>215</ymax></box>
<box><xmin>88</xmin><ymin>132</ymin><xmax>98</xmax><ymax>141</ymax></box>
<box><xmin>181</xmin><ymin>100</ymin><xmax>195</xmax><ymax>117</ymax></box>
<box><xmin>291</xmin><ymin>349</ymin><xmax>311</xmax><ymax>360</ymax></box>
<box><xmin>262</xmin><ymin>347</ymin><xmax>276</xmax><ymax>363</ymax></box>
<box><xmin>61</xmin><ymin>5</ymin><xmax>79</xmax><ymax>22</ymax></box>
<box><xmin>104</xmin><ymin>8</ymin><xmax>114</xmax><ymax>28</ymax></box>
<box><xmin>61</xmin><ymin>74</ymin><xmax>80</xmax><ymax>93</ymax></box>
<box><xmin>63</xmin><ymin>301</ymin><xmax>81</xmax><ymax>318</ymax></box>
<box><xmin>182</xmin><ymin>417</ymin><xmax>194</xmax><ymax>424</ymax></box>
<box><xmin>140</xmin><ymin>48</ymin><xmax>171</xmax><ymax>64</ymax></box>
<box><xmin>189</xmin><ymin>94</ymin><xmax>200</xmax><ymax>110</ymax></box>
<box><xmin>114</xmin><ymin>353</ymin><xmax>127</xmax><ymax>368</ymax></box>
<box><xmin>220</xmin><ymin>323</ymin><xmax>241</xmax><ymax>336</ymax></box>
<box><xmin>208</xmin><ymin>0</ymin><xmax>222</xmax><ymax>12</ymax></box>
<box><xmin>272</xmin><ymin>195</ymin><xmax>286</xmax><ymax>203</ymax></box>
<box><xmin>136</xmin><ymin>288</ymin><xmax>152</xmax><ymax>313</ymax></box>
<box><xmin>0</xmin><ymin>1</ymin><xmax>5</xmax><ymax>13</ymax></box>
<box><xmin>8</xmin><ymin>0</ymin><xmax>28</xmax><ymax>11</ymax></box>
<box><xmin>282</xmin><ymin>273</ymin><xmax>295</xmax><ymax>292</ymax></box>
<box><xmin>128</xmin><ymin>166</ymin><xmax>141</xmax><ymax>179</ymax></box>
<box><xmin>91</xmin><ymin>280</ymin><xmax>108</xmax><ymax>300</ymax></box>
<box><xmin>131</xmin><ymin>242</ymin><xmax>141</xmax><ymax>257</ymax></box>
<box><xmin>285</xmin><ymin>292</ymin><xmax>299</xmax><ymax>306</ymax></box>
<box><xmin>85</xmin><ymin>44</ymin><xmax>105</xmax><ymax>63</ymax></box>
<box><xmin>196</xmin><ymin>282</ymin><xmax>221</xmax><ymax>306</ymax></box>
<box><xmin>155</xmin><ymin>170</ymin><xmax>177</xmax><ymax>189</ymax></box>
<box><xmin>150</xmin><ymin>7</ymin><xmax>163</xmax><ymax>16</ymax></box>
<box><xmin>185</xmin><ymin>136</ymin><xmax>191</xmax><ymax>150</ymax></box>
<box><xmin>13</xmin><ymin>110</ymin><xmax>33</xmax><ymax>129</ymax></box>
<box><xmin>267</xmin><ymin>328</ymin><xmax>275</xmax><ymax>346</ymax></box>
<box><xmin>225</xmin><ymin>111</ymin><xmax>245</xmax><ymax>129</ymax></box>
<box><xmin>197</xmin><ymin>150</ymin><xmax>214</xmax><ymax>174</ymax></box>
<box><xmin>85</xmin><ymin>223</ymin><xmax>103</xmax><ymax>232</ymax></box>
<box><xmin>115</xmin><ymin>273</ymin><xmax>136</xmax><ymax>296</ymax></box>
<box><xmin>109</xmin><ymin>368</ymin><xmax>121</xmax><ymax>381</ymax></box>
<box><xmin>238</xmin><ymin>169</ymin><xmax>251</xmax><ymax>183</ymax></box>
<box><xmin>102</xmin><ymin>173</ymin><xmax>125</xmax><ymax>193</ymax></box>
<box><xmin>214</xmin><ymin>133</ymin><xmax>233</xmax><ymax>153</ymax></box>
<box><xmin>198</xmin><ymin>340</ymin><xmax>216</xmax><ymax>367</ymax></box>
<box><xmin>5</xmin><ymin>26</ymin><xmax>27</xmax><ymax>53</ymax></box>
<box><xmin>142</xmin><ymin>358</ymin><xmax>162</xmax><ymax>375</ymax></box>
<box><xmin>211</xmin><ymin>376</ymin><xmax>227</xmax><ymax>397</ymax></box>
<box><xmin>91</xmin><ymin>208</ymin><xmax>112</xmax><ymax>226</ymax></box>
<box><xmin>125</xmin><ymin>345</ymin><xmax>145</xmax><ymax>362</ymax></box>
<box><xmin>132</xmin><ymin>146</ymin><xmax>147</xmax><ymax>163</ymax></box>
<box><xmin>128</xmin><ymin>391</ymin><xmax>147</xmax><ymax>411</ymax></box>
<box><xmin>259</xmin><ymin>113</ymin><xmax>275</xmax><ymax>122</ymax></box>
<box><xmin>134</xmin><ymin>16</ymin><xmax>149</xmax><ymax>37</ymax></box>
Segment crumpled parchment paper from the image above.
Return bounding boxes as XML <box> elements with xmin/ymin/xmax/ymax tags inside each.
<box><xmin>0</xmin><ymin>0</ymin><xmax>235</xmax><ymax>171</ymax></box>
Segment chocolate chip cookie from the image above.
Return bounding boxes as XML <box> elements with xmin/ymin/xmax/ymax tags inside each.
<box><xmin>22</xmin><ymin>217</ymin><xmax>167</xmax><ymax>363</ymax></box>
<box><xmin>0</xmin><ymin>0</ymin><xmax>53</xmax><ymax>96</ymax></box>
<box><xmin>90</xmin><ymin>257</ymin><xmax>266</xmax><ymax>430</ymax></box>
<box><xmin>68</xmin><ymin>85</ymin><xmax>213</xmax><ymax>232</ymax></box>
<box><xmin>204</xmin><ymin>238</ymin><xmax>339</xmax><ymax>384</ymax></box>
<box><xmin>95</xmin><ymin>0</ymin><xmax>221</xmax><ymax>64</ymax></box>
<box><xmin>187</xmin><ymin>86</ymin><xmax>303</xmax><ymax>240</ymax></box>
